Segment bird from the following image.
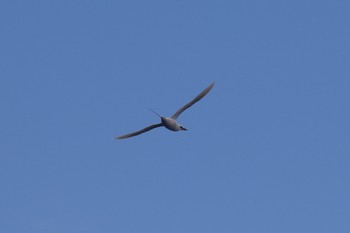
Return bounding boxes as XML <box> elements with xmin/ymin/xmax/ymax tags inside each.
<box><xmin>115</xmin><ymin>82</ymin><xmax>215</xmax><ymax>139</ymax></box>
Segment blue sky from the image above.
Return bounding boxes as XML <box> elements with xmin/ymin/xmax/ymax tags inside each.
<box><xmin>1</xmin><ymin>0</ymin><xmax>349</xmax><ymax>232</ymax></box>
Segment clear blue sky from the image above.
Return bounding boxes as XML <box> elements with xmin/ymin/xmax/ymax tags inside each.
<box><xmin>1</xmin><ymin>1</ymin><xmax>349</xmax><ymax>232</ymax></box>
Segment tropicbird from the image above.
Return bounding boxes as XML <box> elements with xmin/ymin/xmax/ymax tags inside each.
<box><xmin>115</xmin><ymin>82</ymin><xmax>215</xmax><ymax>139</ymax></box>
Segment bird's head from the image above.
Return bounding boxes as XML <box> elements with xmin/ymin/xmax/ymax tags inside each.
<box><xmin>180</xmin><ymin>125</ymin><xmax>187</xmax><ymax>131</ymax></box>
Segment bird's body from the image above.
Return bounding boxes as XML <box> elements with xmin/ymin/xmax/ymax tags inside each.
<box><xmin>161</xmin><ymin>117</ymin><xmax>186</xmax><ymax>131</ymax></box>
<box><xmin>115</xmin><ymin>82</ymin><xmax>214</xmax><ymax>139</ymax></box>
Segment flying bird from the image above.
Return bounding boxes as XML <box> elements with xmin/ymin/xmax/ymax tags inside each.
<box><xmin>115</xmin><ymin>82</ymin><xmax>215</xmax><ymax>139</ymax></box>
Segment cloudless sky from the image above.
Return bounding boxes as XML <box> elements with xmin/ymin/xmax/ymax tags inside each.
<box><xmin>1</xmin><ymin>1</ymin><xmax>349</xmax><ymax>233</ymax></box>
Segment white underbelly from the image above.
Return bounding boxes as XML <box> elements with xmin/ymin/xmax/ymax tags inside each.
<box><xmin>162</xmin><ymin>117</ymin><xmax>181</xmax><ymax>131</ymax></box>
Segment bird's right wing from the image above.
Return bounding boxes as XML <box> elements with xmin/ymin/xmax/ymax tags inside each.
<box><xmin>115</xmin><ymin>123</ymin><xmax>164</xmax><ymax>139</ymax></box>
<box><xmin>171</xmin><ymin>82</ymin><xmax>215</xmax><ymax>119</ymax></box>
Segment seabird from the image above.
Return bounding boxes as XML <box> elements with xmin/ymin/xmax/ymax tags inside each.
<box><xmin>115</xmin><ymin>82</ymin><xmax>215</xmax><ymax>139</ymax></box>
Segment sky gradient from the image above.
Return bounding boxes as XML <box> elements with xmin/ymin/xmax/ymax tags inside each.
<box><xmin>1</xmin><ymin>1</ymin><xmax>349</xmax><ymax>233</ymax></box>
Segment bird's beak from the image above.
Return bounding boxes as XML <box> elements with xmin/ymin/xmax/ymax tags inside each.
<box><xmin>181</xmin><ymin>127</ymin><xmax>187</xmax><ymax>131</ymax></box>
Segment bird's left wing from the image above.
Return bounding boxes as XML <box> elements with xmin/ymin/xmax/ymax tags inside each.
<box><xmin>115</xmin><ymin>123</ymin><xmax>164</xmax><ymax>139</ymax></box>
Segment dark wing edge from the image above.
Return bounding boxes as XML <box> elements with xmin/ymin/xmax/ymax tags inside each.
<box><xmin>115</xmin><ymin>123</ymin><xmax>164</xmax><ymax>139</ymax></box>
<box><xmin>171</xmin><ymin>82</ymin><xmax>215</xmax><ymax>119</ymax></box>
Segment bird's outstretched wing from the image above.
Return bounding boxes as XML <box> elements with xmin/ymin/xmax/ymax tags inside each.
<box><xmin>115</xmin><ymin>123</ymin><xmax>164</xmax><ymax>139</ymax></box>
<box><xmin>171</xmin><ymin>82</ymin><xmax>215</xmax><ymax>120</ymax></box>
